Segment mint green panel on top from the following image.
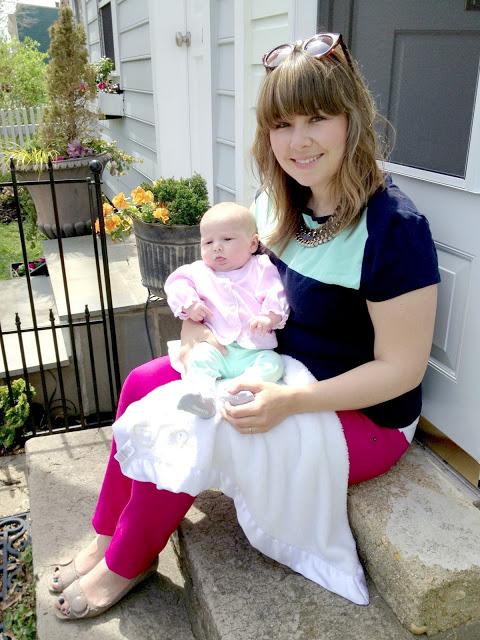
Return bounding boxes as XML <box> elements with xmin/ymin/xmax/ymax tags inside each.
<box><xmin>253</xmin><ymin>191</ymin><xmax>368</xmax><ymax>290</ymax></box>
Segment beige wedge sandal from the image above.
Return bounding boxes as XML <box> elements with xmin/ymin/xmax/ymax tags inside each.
<box><xmin>54</xmin><ymin>559</ymin><xmax>158</xmax><ymax>621</ymax></box>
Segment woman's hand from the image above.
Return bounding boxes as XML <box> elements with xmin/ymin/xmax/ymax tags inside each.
<box><xmin>179</xmin><ymin>318</ymin><xmax>226</xmax><ymax>368</ymax></box>
<box><xmin>221</xmin><ymin>379</ymin><xmax>295</xmax><ymax>434</ymax></box>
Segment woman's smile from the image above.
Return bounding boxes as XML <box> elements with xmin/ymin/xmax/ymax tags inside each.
<box><xmin>291</xmin><ymin>153</ymin><xmax>324</xmax><ymax>167</ymax></box>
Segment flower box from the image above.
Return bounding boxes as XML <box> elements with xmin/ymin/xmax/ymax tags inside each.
<box><xmin>97</xmin><ymin>91</ymin><xmax>124</xmax><ymax>118</ymax></box>
<box><xmin>10</xmin><ymin>258</ymin><xmax>49</xmax><ymax>278</ymax></box>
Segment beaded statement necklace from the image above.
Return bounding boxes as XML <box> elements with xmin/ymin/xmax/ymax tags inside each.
<box><xmin>295</xmin><ymin>211</ymin><xmax>342</xmax><ymax>247</ymax></box>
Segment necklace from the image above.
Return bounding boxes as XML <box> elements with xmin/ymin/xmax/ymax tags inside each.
<box><xmin>295</xmin><ymin>212</ymin><xmax>342</xmax><ymax>247</ymax></box>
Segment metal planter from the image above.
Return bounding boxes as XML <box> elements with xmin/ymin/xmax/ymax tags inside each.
<box><xmin>133</xmin><ymin>218</ymin><xmax>201</xmax><ymax>297</ymax></box>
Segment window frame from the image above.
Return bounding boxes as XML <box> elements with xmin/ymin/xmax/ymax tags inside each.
<box><xmin>383</xmin><ymin>69</ymin><xmax>480</xmax><ymax>195</ymax></box>
<box><xmin>97</xmin><ymin>0</ymin><xmax>121</xmax><ymax>78</ymax></box>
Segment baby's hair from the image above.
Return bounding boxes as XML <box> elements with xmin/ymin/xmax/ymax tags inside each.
<box><xmin>201</xmin><ymin>202</ymin><xmax>258</xmax><ymax>236</ymax></box>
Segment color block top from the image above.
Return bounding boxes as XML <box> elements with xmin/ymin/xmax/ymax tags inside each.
<box><xmin>253</xmin><ymin>176</ymin><xmax>440</xmax><ymax>428</ymax></box>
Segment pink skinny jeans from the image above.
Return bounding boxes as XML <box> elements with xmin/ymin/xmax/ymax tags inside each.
<box><xmin>92</xmin><ymin>356</ymin><xmax>409</xmax><ymax>578</ymax></box>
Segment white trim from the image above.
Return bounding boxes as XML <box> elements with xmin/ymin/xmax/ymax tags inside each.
<box><xmin>288</xmin><ymin>0</ymin><xmax>317</xmax><ymax>41</ymax></box>
<box><xmin>385</xmin><ymin>41</ymin><xmax>480</xmax><ymax>195</ymax></box>
<box><xmin>234</xmin><ymin>0</ymin><xmax>246</xmax><ymax>204</ymax></box>
<box><xmin>148</xmin><ymin>0</ymin><xmax>190</xmax><ymax>178</ymax></box>
<box><xmin>464</xmin><ymin>64</ymin><xmax>480</xmax><ymax>191</ymax></box>
<box><xmin>382</xmin><ymin>161</ymin><xmax>480</xmax><ymax>194</ymax></box>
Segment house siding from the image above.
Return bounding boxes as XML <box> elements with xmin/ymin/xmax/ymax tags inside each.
<box><xmin>84</xmin><ymin>0</ymin><xmax>157</xmax><ymax>197</ymax></box>
<box><xmin>78</xmin><ymin>1</ymin><xmax>315</xmax><ymax>203</ymax></box>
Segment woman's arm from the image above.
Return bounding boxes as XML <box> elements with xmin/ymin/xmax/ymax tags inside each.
<box><xmin>222</xmin><ymin>284</ymin><xmax>437</xmax><ymax>432</ymax></box>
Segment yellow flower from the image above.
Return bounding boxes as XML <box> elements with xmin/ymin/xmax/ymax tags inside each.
<box><xmin>153</xmin><ymin>207</ymin><xmax>169</xmax><ymax>223</ymax></box>
<box><xmin>131</xmin><ymin>186</ymin><xmax>155</xmax><ymax>205</ymax></box>
<box><xmin>112</xmin><ymin>192</ymin><xmax>128</xmax><ymax>209</ymax></box>
<box><xmin>131</xmin><ymin>186</ymin><xmax>147</xmax><ymax>205</ymax></box>
<box><xmin>103</xmin><ymin>202</ymin><xmax>113</xmax><ymax>215</ymax></box>
<box><xmin>94</xmin><ymin>219</ymin><xmax>100</xmax><ymax>233</ymax></box>
<box><xmin>105</xmin><ymin>214</ymin><xmax>121</xmax><ymax>233</ymax></box>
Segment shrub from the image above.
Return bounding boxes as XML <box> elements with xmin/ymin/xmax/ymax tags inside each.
<box><xmin>39</xmin><ymin>4</ymin><xmax>97</xmax><ymax>153</ymax></box>
<box><xmin>144</xmin><ymin>174</ymin><xmax>210</xmax><ymax>225</ymax></box>
<box><xmin>0</xmin><ymin>378</ymin><xmax>35</xmax><ymax>449</ymax></box>
<box><xmin>0</xmin><ymin>37</ymin><xmax>47</xmax><ymax>109</ymax></box>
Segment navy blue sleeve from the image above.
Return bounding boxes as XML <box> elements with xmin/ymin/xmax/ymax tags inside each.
<box><xmin>361</xmin><ymin>189</ymin><xmax>441</xmax><ymax>302</ymax></box>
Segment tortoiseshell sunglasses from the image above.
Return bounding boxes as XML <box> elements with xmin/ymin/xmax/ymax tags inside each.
<box><xmin>262</xmin><ymin>33</ymin><xmax>353</xmax><ymax>72</ymax></box>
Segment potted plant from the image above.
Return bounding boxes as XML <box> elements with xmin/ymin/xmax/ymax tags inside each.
<box><xmin>94</xmin><ymin>56</ymin><xmax>124</xmax><ymax>119</ymax></box>
<box><xmin>3</xmin><ymin>4</ymin><xmax>134</xmax><ymax>238</ymax></box>
<box><xmin>0</xmin><ymin>378</ymin><xmax>35</xmax><ymax>453</ymax></box>
<box><xmin>95</xmin><ymin>174</ymin><xmax>209</xmax><ymax>295</ymax></box>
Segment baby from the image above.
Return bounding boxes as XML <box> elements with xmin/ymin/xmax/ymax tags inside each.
<box><xmin>164</xmin><ymin>202</ymin><xmax>289</xmax><ymax>418</ymax></box>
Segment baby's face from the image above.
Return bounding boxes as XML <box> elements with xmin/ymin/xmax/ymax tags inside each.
<box><xmin>200</xmin><ymin>213</ymin><xmax>258</xmax><ymax>272</ymax></box>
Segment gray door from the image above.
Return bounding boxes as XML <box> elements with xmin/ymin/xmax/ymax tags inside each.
<box><xmin>318</xmin><ymin>1</ymin><xmax>480</xmax><ymax>462</ymax></box>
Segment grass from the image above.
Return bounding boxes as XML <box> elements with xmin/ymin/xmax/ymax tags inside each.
<box><xmin>0</xmin><ymin>222</ymin><xmax>43</xmax><ymax>280</ymax></box>
<box><xmin>3</xmin><ymin>545</ymin><xmax>36</xmax><ymax>640</ymax></box>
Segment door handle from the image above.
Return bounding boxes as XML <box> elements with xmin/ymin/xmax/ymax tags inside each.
<box><xmin>175</xmin><ymin>31</ymin><xmax>191</xmax><ymax>47</ymax></box>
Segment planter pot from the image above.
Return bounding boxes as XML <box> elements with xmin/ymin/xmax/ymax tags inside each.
<box><xmin>97</xmin><ymin>92</ymin><xmax>124</xmax><ymax>118</ymax></box>
<box><xmin>18</xmin><ymin>153</ymin><xmax>110</xmax><ymax>239</ymax></box>
<box><xmin>133</xmin><ymin>219</ymin><xmax>201</xmax><ymax>297</ymax></box>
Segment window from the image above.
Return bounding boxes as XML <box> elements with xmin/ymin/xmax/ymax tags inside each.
<box><xmin>98</xmin><ymin>1</ymin><xmax>115</xmax><ymax>69</ymax></box>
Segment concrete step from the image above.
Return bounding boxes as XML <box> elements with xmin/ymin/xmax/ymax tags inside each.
<box><xmin>174</xmin><ymin>447</ymin><xmax>480</xmax><ymax>640</ymax></box>
<box><xmin>26</xmin><ymin>428</ymin><xmax>195</xmax><ymax>640</ymax></box>
<box><xmin>348</xmin><ymin>444</ymin><xmax>480</xmax><ymax>636</ymax></box>
<box><xmin>26</xmin><ymin>429</ymin><xmax>480</xmax><ymax>639</ymax></box>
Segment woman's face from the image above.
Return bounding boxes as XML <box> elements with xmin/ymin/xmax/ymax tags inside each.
<box><xmin>269</xmin><ymin>113</ymin><xmax>348</xmax><ymax>198</ymax></box>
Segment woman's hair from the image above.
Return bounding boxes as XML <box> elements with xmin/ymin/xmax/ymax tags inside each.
<box><xmin>252</xmin><ymin>46</ymin><xmax>386</xmax><ymax>250</ymax></box>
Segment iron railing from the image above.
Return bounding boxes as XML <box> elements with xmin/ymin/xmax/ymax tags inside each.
<box><xmin>0</xmin><ymin>158</ymin><xmax>121</xmax><ymax>439</ymax></box>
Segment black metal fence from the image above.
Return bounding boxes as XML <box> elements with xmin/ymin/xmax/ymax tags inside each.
<box><xmin>0</xmin><ymin>159</ymin><xmax>121</xmax><ymax>440</ymax></box>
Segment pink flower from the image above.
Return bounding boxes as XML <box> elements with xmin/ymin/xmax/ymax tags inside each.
<box><xmin>97</xmin><ymin>81</ymin><xmax>107</xmax><ymax>90</ymax></box>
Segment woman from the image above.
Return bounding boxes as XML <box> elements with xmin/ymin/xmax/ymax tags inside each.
<box><xmin>53</xmin><ymin>33</ymin><xmax>439</xmax><ymax>619</ymax></box>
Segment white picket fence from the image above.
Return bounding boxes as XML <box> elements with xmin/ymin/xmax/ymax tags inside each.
<box><xmin>0</xmin><ymin>106</ymin><xmax>44</xmax><ymax>147</ymax></box>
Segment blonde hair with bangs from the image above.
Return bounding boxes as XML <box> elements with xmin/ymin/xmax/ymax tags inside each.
<box><xmin>252</xmin><ymin>48</ymin><xmax>385</xmax><ymax>251</ymax></box>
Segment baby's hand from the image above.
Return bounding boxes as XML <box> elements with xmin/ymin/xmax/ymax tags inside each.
<box><xmin>248</xmin><ymin>315</ymin><xmax>273</xmax><ymax>336</ymax></box>
<box><xmin>184</xmin><ymin>301</ymin><xmax>212</xmax><ymax>322</ymax></box>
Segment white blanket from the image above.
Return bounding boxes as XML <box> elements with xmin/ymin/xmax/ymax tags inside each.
<box><xmin>112</xmin><ymin>353</ymin><xmax>369</xmax><ymax>605</ymax></box>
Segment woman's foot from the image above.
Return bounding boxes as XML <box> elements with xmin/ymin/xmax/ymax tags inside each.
<box><xmin>50</xmin><ymin>534</ymin><xmax>112</xmax><ymax>593</ymax></box>
<box><xmin>55</xmin><ymin>558</ymin><xmax>157</xmax><ymax>619</ymax></box>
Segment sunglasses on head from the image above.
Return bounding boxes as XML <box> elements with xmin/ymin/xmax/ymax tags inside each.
<box><xmin>262</xmin><ymin>33</ymin><xmax>353</xmax><ymax>72</ymax></box>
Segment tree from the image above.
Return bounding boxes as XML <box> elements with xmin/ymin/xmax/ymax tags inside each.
<box><xmin>39</xmin><ymin>3</ymin><xmax>97</xmax><ymax>152</ymax></box>
<box><xmin>0</xmin><ymin>37</ymin><xmax>48</xmax><ymax>108</ymax></box>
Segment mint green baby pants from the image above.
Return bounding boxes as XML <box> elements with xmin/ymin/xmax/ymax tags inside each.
<box><xmin>187</xmin><ymin>341</ymin><xmax>284</xmax><ymax>383</ymax></box>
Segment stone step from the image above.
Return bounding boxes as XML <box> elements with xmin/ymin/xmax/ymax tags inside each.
<box><xmin>174</xmin><ymin>446</ymin><xmax>480</xmax><ymax>640</ymax></box>
<box><xmin>25</xmin><ymin>428</ymin><xmax>195</xmax><ymax>640</ymax></box>
<box><xmin>26</xmin><ymin>429</ymin><xmax>480</xmax><ymax>639</ymax></box>
<box><xmin>348</xmin><ymin>444</ymin><xmax>480</xmax><ymax>637</ymax></box>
